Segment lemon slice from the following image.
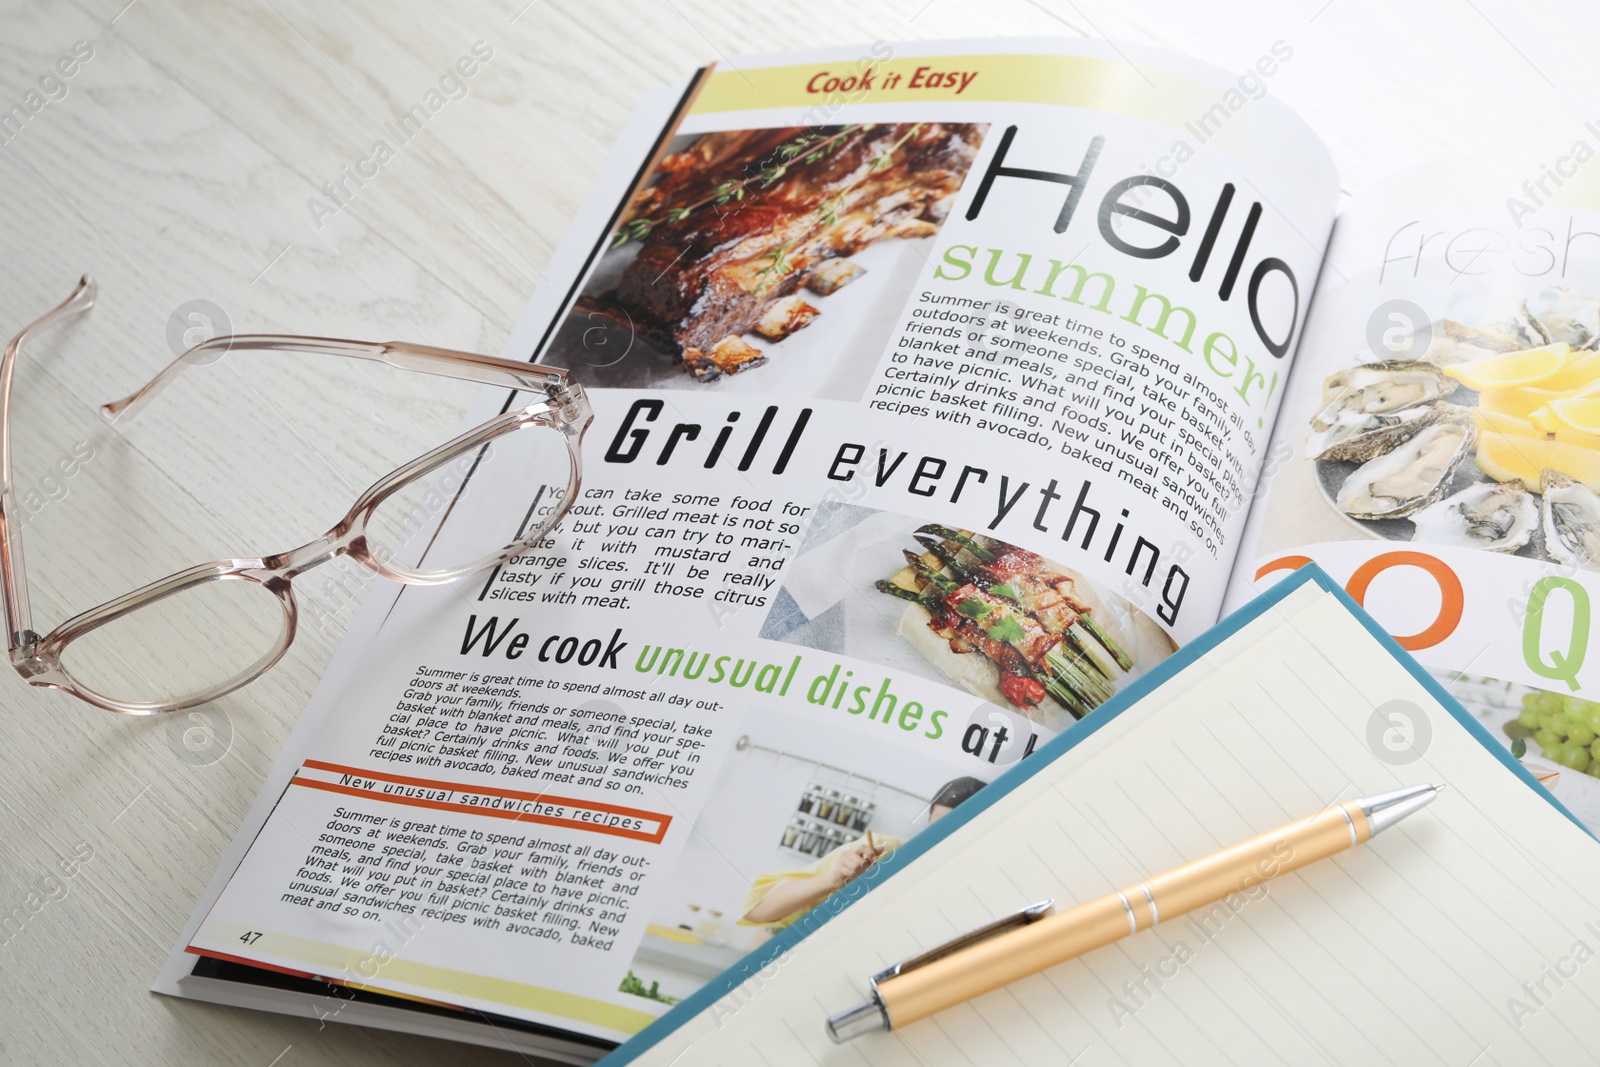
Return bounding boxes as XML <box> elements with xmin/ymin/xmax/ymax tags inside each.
<box><xmin>1443</xmin><ymin>342</ymin><xmax>1569</xmax><ymax>390</ymax></box>
<box><xmin>1474</xmin><ymin>408</ymin><xmax>1600</xmax><ymax>449</ymax></box>
<box><xmin>1477</xmin><ymin>430</ymin><xmax>1600</xmax><ymax>491</ymax></box>
<box><xmin>1548</xmin><ymin>398</ymin><xmax>1600</xmax><ymax>435</ymax></box>
<box><xmin>1555</xmin><ymin>426</ymin><xmax>1600</xmax><ymax>449</ymax></box>
<box><xmin>1480</xmin><ymin>386</ymin><xmax>1565</xmax><ymax>419</ymax></box>
<box><xmin>1530</xmin><ymin>405</ymin><xmax>1563</xmax><ymax>433</ymax></box>
<box><xmin>1541</xmin><ymin>350</ymin><xmax>1600</xmax><ymax>392</ymax></box>
<box><xmin>1473</xmin><ymin>408</ymin><xmax>1540</xmax><ymax>437</ymax></box>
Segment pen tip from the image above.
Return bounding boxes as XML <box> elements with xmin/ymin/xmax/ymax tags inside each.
<box><xmin>1359</xmin><ymin>783</ymin><xmax>1445</xmax><ymax>836</ymax></box>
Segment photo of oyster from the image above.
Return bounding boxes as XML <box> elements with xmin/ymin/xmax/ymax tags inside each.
<box><xmin>1541</xmin><ymin>470</ymin><xmax>1600</xmax><ymax>567</ymax></box>
<box><xmin>1332</xmin><ymin>412</ymin><xmax>1474</xmax><ymax>520</ymax></box>
<box><xmin>1410</xmin><ymin>483</ymin><xmax>1538</xmax><ymax>553</ymax></box>
<box><xmin>1306</xmin><ymin>360</ymin><xmax>1458</xmax><ymax>462</ymax></box>
<box><xmin>1311</xmin><ymin>287</ymin><xmax>1600</xmax><ymax>566</ymax></box>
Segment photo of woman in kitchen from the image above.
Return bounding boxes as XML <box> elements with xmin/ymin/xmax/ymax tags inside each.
<box><xmin>618</xmin><ymin>711</ymin><xmax>998</xmax><ymax>1008</ymax></box>
<box><xmin>739</xmin><ymin>775</ymin><xmax>986</xmax><ymax>928</ymax></box>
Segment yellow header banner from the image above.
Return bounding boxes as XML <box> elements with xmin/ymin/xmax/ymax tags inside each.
<box><xmin>691</xmin><ymin>54</ymin><xmax>1211</xmax><ymax>133</ymax></box>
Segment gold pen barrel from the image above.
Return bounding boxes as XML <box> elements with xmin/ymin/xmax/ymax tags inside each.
<box><xmin>1142</xmin><ymin>800</ymin><xmax>1369</xmax><ymax>921</ymax></box>
<box><xmin>877</xmin><ymin>801</ymin><xmax>1370</xmax><ymax>1028</ymax></box>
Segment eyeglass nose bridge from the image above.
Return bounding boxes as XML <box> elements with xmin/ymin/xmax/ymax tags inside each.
<box><xmin>251</xmin><ymin>418</ymin><xmax>509</xmax><ymax>587</ymax></box>
<box><xmin>262</xmin><ymin>535</ymin><xmax>343</xmax><ymax>581</ymax></box>
<box><xmin>259</xmin><ymin>525</ymin><xmax>411</xmax><ymax>586</ymax></box>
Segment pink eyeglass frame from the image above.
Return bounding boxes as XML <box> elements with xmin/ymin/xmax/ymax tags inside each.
<box><xmin>1</xmin><ymin>276</ymin><xmax>593</xmax><ymax>716</ymax></box>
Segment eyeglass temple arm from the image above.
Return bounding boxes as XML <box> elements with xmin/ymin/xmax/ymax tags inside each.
<box><xmin>1</xmin><ymin>275</ymin><xmax>97</xmax><ymax>653</ymax></box>
<box><xmin>102</xmin><ymin>335</ymin><xmax>573</xmax><ymax>424</ymax></box>
<box><xmin>2</xmin><ymin>282</ymin><xmax>574</xmax><ymax>651</ymax></box>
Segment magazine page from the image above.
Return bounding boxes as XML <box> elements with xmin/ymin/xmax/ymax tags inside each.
<box><xmin>181</xmin><ymin>37</ymin><xmax>1337</xmax><ymax>1044</ymax></box>
<box><xmin>1230</xmin><ymin>160</ymin><xmax>1600</xmax><ymax>831</ymax></box>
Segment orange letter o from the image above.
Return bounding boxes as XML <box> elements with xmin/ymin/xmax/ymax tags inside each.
<box><xmin>1254</xmin><ymin>555</ymin><xmax>1313</xmax><ymax>582</ymax></box>
<box><xmin>1345</xmin><ymin>551</ymin><xmax>1464</xmax><ymax>650</ymax></box>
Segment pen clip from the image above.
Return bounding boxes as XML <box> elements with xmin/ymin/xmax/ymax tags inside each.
<box><xmin>872</xmin><ymin>900</ymin><xmax>1054</xmax><ymax>985</ymax></box>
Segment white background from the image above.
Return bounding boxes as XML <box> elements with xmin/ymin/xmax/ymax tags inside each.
<box><xmin>2</xmin><ymin>1</ymin><xmax>1598</xmax><ymax>1064</ymax></box>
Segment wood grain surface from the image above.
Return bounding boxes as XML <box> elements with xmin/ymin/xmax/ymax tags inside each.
<box><xmin>0</xmin><ymin>0</ymin><xmax>1590</xmax><ymax>1063</ymax></box>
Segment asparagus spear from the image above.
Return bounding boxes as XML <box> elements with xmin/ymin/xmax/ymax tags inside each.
<box><xmin>917</xmin><ymin>524</ymin><xmax>996</xmax><ymax>562</ymax></box>
<box><xmin>914</xmin><ymin>534</ymin><xmax>980</xmax><ymax>584</ymax></box>
<box><xmin>875</xmin><ymin>579</ymin><xmax>932</xmax><ymax>607</ymax></box>
<box><xmin>1063</xmin><ymin>623</ymin><xmax>1121</xmax><ymax>680</ymax></box>
<box><xmin>1077</xmin><ymin>614</ymin><xmax>1135</xmax><ymax>672</ymax></box>
<box><xmin>1041</xmin><ymin>675</ymin><xmax>1092</xmax><ymax>720</ymax></box>
<box><xmin>1044</xmin><ymin>644</ymin><xmax>1114</xmax><ymax>705</ymax></box>
<box><xmin>901</xmin><ymin>548</ymin><xmax>959</xmax><ymax>596</ymax></box>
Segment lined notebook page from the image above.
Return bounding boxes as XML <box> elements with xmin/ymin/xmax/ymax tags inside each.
<box><xmin>617</xmin><ymin>589</ymin><xmax>1600</xmax><ymax>1066</ymax></box>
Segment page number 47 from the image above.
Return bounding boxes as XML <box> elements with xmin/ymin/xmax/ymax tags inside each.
<box><xmin>239</xmin><ymin>931</ymin><xmax>263</xmax><ymax>945</ymax></box>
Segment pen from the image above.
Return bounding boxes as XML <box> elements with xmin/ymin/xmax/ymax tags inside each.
<box><xmin>826</xmin><ymin>783</ymin><xmax>1443</xmax><ymax>1042</ymax></box>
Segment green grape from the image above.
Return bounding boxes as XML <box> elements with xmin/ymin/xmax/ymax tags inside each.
<box><xmin>1570</xmin><ymin>697</ymin><xmax>1600</xmax><ymax>727</ymax></box>
<box><xmin>1540</xmin><ymin>710</ymin><xmax>1566</xmax><ymax>733</ymax></box>
<box><xmin>1561</xmin><ymin>744</ymin><xmax>1592</xmax><ymax>772</ymax></box>
<box><xmin>1590</xmin><ymin>738</ymin><xmax>1600</xmax><ymax>765</ymax></box>
<box><xmin>1519</xmin><ymin>706</ymin><xmax>1543</xmax><ymax>728</ymax></box>
<box><xmin>1587</xmin><ymin>705</ymin><xmax>1600</xmax><ymax>735</ymax></box>
<box><xmin>1528</xmin><ymin>690</ymin><xmax>1561</xmax><ymax>714</ymax></box>
<box><xmin>1536</xmin><ymin>728</ymin><xmax>1565</xmax><ymax>753</ymax></box>
<box><xmin>1571</xmin><ymin>724</ymin><xmax>1596</xmax><ymax>747</ymax></box>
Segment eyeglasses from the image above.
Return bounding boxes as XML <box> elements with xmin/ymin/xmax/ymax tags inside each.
<box><xmin>1</xmin><ymin>277</ymin><xmax>593</xmax><ymax>715</ymax></box>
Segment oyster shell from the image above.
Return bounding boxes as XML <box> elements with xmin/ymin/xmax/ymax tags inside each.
<box><xmin>1512</xmin><ymin>304</ymin><xmax>1553</xmax><ymax>346</ymax></box>
<box><xmin>1421</xmin><ymin>318</ymin><xmax>1531</xmax><ymax>365</ymax></box>
<box><xmin>1479</xmin><ymin>303</ymin><xmax>1552</xmax><ymax>349</ymax></box>
<box><xmin>1541</xmin><ymin>470</ymin><xmax>1600</xmax><ymax>568</ymax></box>
<box><xmin>1335</xmin><ymin>412</ymin><xmax>1475</xmax><ymax>520</ymax></box>
<box><xmin>1308</xmin><ymin>361</ymin><xmax>1460</xmax><ymax>462</ymax></box>
<box><xmin>1313</xmin><ymin>360</ymin><xmax>1459</xmax><ymax>427</ymax></box>
<box><xmin>1410</xmin><ymin>482</ymin><xmax>1537</xmax><ymax>552</ymax></box>
<box><xmin>1307</xmin><ymin>404</ymin><xmax>1441</xmax><ymax>463</ymax></box>
<box><xmin>1527</xmin><ymin>288</ymin><xmax>1600</xmax><ymax>350</ymax></box>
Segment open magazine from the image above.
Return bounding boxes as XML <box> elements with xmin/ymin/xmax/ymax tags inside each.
<box><xmin>153</xmin><ymin>36</ymin><xmax>1599</xmax><ymax>1061</ymax></box>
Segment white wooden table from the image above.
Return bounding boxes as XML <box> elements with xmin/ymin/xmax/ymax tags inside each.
<box><xmin>0</xmin><ymin>0</ymin><xmax>1590</xmax><ymax>1062</ymax></box>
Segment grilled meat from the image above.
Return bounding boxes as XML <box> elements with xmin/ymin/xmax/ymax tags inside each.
<box><xmin>615</xmin><ymin>123</ymin><xmax>986</xmax><ymax>378</ymax></box>
<box><xmin>929</xmin><ymin>583</ymin><xmax>1063</xmax><ymax>668</ymax></box>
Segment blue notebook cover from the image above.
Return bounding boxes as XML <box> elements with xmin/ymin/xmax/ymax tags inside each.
<box><xmin>598</xmin><ymin>562</ymin><xmax>1588</xmax><ymax>1064</ymax></box>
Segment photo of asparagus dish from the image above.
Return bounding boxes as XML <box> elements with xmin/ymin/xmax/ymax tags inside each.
<box><xmin>875</xmin><ymin>526</ymin><xmax>1170</xmax><ymax>722</ymax></box>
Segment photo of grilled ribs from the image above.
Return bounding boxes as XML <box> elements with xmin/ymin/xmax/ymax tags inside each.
<box><xmin>569</xmin><ymin>122</ymin><xmax>986</xmax><ymax>383</ymax></box>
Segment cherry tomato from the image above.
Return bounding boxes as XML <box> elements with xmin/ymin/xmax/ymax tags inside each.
<box><xmin>1000</xmin><ymin>674</ymin><xmax>1045</xmax><ymax>708</ymax></box>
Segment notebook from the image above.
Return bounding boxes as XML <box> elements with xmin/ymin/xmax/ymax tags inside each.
<box><xmin>598</xmin><ymin>565</ymin><xmax>1600</xmax><ymax>1064</ymax></box>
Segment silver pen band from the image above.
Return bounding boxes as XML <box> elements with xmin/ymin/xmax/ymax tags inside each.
<box><xmin>1114</xmin><ymin>889</ymin><xmax>1137</xmax><ymax>934</ymax></box>
<box><xmin>1138</xmin><ymin>881</ymin><xmax>1159</xmax><ymax>925</ymax></box>
<box><xmin>1337</xmin><ymin>804</ymin><xmax>1359</xmax><ymax>846</ymax></box>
